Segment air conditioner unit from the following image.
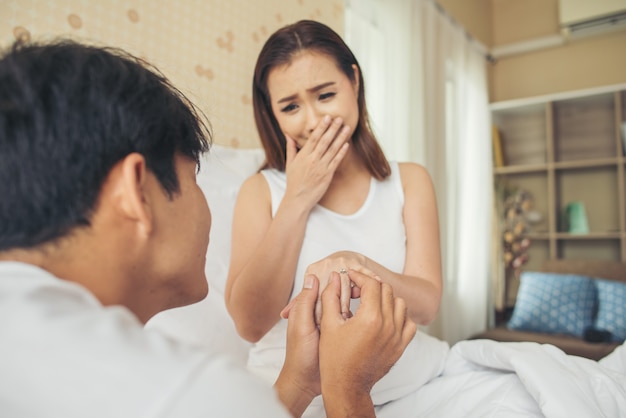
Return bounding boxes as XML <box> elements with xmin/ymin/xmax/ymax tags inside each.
<box><xmin>559</xmin><ymin>0</ymin><xmax>626</xmax><ymax>39</ymax></box>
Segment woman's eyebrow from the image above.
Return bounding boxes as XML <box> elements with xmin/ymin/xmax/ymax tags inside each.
<box><xmin>277</xmin><ymin>81</ymin><xmax>336</xmax><ymax>104</ymax></box>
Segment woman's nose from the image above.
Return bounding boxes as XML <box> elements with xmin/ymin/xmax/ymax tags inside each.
<box><xmin>305</xmin><ymin>107</ymin><xmax>323</xmax><ymax>134</ymax></box>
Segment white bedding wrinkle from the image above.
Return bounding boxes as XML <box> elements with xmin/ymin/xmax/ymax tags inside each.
<box><xmin>410</xmin><ymin>339</ymin><xmax>626</xmax><ymax>418</ymax></box>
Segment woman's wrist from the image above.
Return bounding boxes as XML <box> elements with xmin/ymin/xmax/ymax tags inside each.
<box><xmin>276</xmin><ymin>194</ymin><xmax>315</xmax><ymax>221</ymax></box>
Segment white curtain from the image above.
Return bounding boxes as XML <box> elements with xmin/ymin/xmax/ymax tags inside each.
<box><xmin>345</xmin><ymin>0</ymin><xmax>493</xmax><ymax>344</ymax></box>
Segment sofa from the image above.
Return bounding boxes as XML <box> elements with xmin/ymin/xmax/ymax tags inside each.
<box><xmin>470</xmin><ymin>259</ymin><xmax>626</xmax><ymax>360</ymax></box>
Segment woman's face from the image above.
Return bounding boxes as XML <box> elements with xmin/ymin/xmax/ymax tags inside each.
<box><xmin>266</xmin><ymin>51</ymin><xmax>360</xmax><ymax>150</ymax></box>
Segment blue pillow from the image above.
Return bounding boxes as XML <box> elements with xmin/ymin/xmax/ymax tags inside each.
<box><xmin>594</xmin><ymin>279</ymin><xmax>626</xmax><ymax>343</ymax></box>
<box><xmin>507</xmin><ymin>272</ymin><xmax>596</xmax><ymax>338</ymax></box>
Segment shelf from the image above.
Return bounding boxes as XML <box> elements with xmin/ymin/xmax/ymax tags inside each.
<box><xmin>524</xmin><ymin>232</ymin><xmax>550</xmax><ymax>240</ymax></box>
<box><xmin>557</xmin><ymin>240</ymin><xmax>622</xmax><ymax>261</ymax></box>
<box><xmin>494</xmin><ymin>157</ymin><xmax>621</xmax><ymax>174</ymax></box>
<box><xmin>492</xmin><ymin>103</ymin><xmax>547</xmax><ymax>166</ymax></box>
<box><xmin>553</xmin><ymin>93</ymin><xmax>617</xmax><ymax>162</ymax></box>
<box><xmin>492</xmin><ymin>85</ymin><xmax>626</xmax><ymax>304</ymax></box>
<box><xmin>553</xmin><ymin>232</ymin><xmax>622</xmax><ymax>240</ymax></box>
<box><xmin>522</xmin><ymin>232</ymin><xmax>621</xmax><ymax>240</ymax></box>
<box><xmin>494</xmin><ymin>164</ymin><xmax>548</xmax><ymax>175</ymax></box>
<box><xmin>553</xmin><ymin>157</ymin><xmax>620</xmax><ymax>170</ymax></box>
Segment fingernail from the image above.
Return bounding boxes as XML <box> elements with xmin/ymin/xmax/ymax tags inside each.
<box><xmin>304</xmin><ymin>274</ymin><xmax>315</xmax><ymax>289</ymax></box>
<box><xmin>323</xmin><ymin>115</ymin><xmax>331</xmax><ymax>124</ymax></box>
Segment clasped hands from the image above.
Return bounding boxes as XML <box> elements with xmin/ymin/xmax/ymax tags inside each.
<box><xmin>276</xmin><ymin>263</ymin><xmax>416</xmax><ymax>416</ymax></box>
<box><xmin>305</xmin><ymin>251</ymin><xmax>378</xmax><ymax>325</ymax></box>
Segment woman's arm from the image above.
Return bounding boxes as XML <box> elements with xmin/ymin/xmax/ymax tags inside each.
<box><xmin>224</xmin><ymin>173</ymin><xmax>310</xmax><ymax>342</ymax></box>
<box><xmin>225</xmin><ymin>117</ymin><xmax>351</xmax><ymax>342</ymax></box>
<box><xmin>396</xmin><ymin>162</ymin><xmax>442</xmax><ymax>324</ymax></box>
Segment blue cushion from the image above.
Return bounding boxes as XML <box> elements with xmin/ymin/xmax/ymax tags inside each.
<box><xmin>507</xmin><ymin>272</ymin><xmax>596</xmax><ymax>338</ymax></box>
<box><xmin>594</xmin><ymin>279</ymin><xmax>626</xmax><ymax>343</ymax></box>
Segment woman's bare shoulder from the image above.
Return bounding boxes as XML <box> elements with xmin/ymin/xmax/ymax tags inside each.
<box><xmin>237</xmin><ymin>171</ymin><xmax>270</xmax><ymax>200</ymax></box>
<box><xmin>397</xmin><ymin>162</ymin><xmax>432</xmax><ymax>185</ymax></box>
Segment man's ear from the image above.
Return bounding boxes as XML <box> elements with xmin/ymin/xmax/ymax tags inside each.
<box><xmin>110</xmin><ymin>152</ymin><xmax>153</xmax><ymax>236</ymax></box>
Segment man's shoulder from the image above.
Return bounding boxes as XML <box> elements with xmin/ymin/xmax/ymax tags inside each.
<box><xmin>0</xmin><ymin>262</ymin><xmax>290</xmax><ymax>417</ymax></box>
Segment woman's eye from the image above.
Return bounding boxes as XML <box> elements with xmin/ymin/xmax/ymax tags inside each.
<box><xmin>320</xmin><ymin>92</ymin><xmax>336</xmax><ymax>100</ymax></box>
<box><xmin>280</xmin><ymin>103</ymin><xmax>298</xmax><ymax>113</ymax></box>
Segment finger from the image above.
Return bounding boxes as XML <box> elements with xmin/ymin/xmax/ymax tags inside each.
<box><xmin>339</xmin><ymin>271</ymin><xmax>352</xmax><ymax>318</ymax></box>
<box><xmin>281</xmin><ymin>274</ymin><xmax>319</xmax><ymax>320</ymax></box>
<box><xmin>323</xmin><ymin>125</ymin><xmax>351</xmax><ymax>167</ymax></box>
<box><xmin>280</xmin><ymin>297</ymin><xmax>297</xmax><ymax>319</ymax></box>
<box><xmin>315</xmin><ymin>295</ymin><xmax>322</xmax><ymax>326</ymax></box>
<box><xmin>320</xmin><ymin>272</ymin><xmax>343</xmax><ymax>323</ymax></box>
<box><xmin>392</xmin><ymin>296</ymin><xmax>408</xmax><ymax>331</ymax></box>
<box><xmin>401</xmin><ymin>315</ymin><xmax>418</xmax><ymax>347</ymax></box>
<box><xmin>315</xmin><ymin>118</ymin><xmax>346</xmax><ymax>159</ymax></box>
<box><xmin>391</xmin><ymin>295</ymin><xmax>417</xmax><ymax>346</ymax></box>
<box><xmin>348</xmin><ymin>265</ymin><xmax>381</xmax><ymax>285</ymax></box>
<box><xmin>302</xmin><ymin>115</ymin><xmax>331</xmax><ymax>151</ymax></box>
<box><xmin>287</xmin><ymin>275</ymin><xmax>319</xmax><ymax>330</ymax></box>
<box><xmin>285</xmin><ymin>134</ymin><xmax>298</xmax><ymax>166</ymax></box>
<box><xmin>346</xmin><ymin>269</ymin><xmax>382</xmax><ymax>304</ymax></box>
<box><xmin>380</xmin><ymin>282</ymin><xmax>395</xmax><ymax>320</ymax></box>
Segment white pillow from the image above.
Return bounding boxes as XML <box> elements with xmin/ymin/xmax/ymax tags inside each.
<box><xmin>145</xmin><ymin>145</ymin><xmax>265</xmax><ymax>363</ymax></box>
<box><xmin>198</xmin><ymin>145</ymin><xmax>265</xmax><ymax>295</ymax></box>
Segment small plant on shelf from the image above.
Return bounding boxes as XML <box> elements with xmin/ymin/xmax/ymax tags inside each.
<box><xmin>495</xmin><ymin>178</ymin><xmax>533</xmax><ymax>278</ymax></box>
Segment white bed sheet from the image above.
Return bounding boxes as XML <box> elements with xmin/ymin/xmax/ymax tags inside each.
<box><xmin>409</xmin><ymin>339</ymin><xmax>626</xmax><ymax>417</ymax></box>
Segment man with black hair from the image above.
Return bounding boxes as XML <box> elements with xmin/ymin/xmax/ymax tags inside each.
<box><xmin>0</xmin><ymin>40</ymin><xmax>415</xmax><ymax>417</ymax></box>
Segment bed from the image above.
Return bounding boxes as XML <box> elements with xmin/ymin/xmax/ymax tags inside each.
<box><xmin>145</xmin><ymin>145</ymin><xmax>626</xmax><ymax>417</ymax></box>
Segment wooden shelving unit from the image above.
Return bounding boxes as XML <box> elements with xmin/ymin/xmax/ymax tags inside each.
<box><xmin>491</xmin><ymin>83</ymin><xmax>626</xmax><ymax>306</ymax></box>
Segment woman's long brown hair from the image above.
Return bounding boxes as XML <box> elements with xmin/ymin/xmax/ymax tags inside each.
<box><xmin>252</xmin><ymin>19</ymin><xmax>390</xmax><ymax>180</ymax></box>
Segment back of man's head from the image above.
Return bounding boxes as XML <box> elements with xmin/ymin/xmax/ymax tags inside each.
<box><xmin>0</xmin><ymin>40</ymin><xmax>211</xmax><ymax>252</ymax></box>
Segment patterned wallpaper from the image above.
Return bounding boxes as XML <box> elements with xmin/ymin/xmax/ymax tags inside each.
<box><xmin>1</xmin><ymin>0</ymin><xmax>344</xmax><ymax>148</ymax></box>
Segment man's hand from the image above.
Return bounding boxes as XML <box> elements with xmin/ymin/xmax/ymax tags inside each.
<box><xmin>319</xmin><ymin>270</ymin><xmax>417</xmax><ymax>417</ymax></box>
<box><xmin>275</xmin><ymin>275</ymin><xmax>322</xmax><ymax>417</ymax></box>
<box><xmin>276</xmin><ymin>269</ymin><xmax>417</xmax><ymax>418</ymax></box>
<box><xmin>305</xmin><ymin>251</ymin><xmax>379</xmax><ymax>325</ymax></box>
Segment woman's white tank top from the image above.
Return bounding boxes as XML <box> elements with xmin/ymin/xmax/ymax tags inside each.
<box><xmin>247</xmin><ymin>161</ymin><xmax>448</xmax><ymax>416</ymax></box>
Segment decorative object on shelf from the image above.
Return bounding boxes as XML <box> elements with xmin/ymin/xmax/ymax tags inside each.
<box><xmin>500</xmin><ymin>184</ymin><xmax>533</xmax><ymax>277</ymax></box>
<box><xmin>496</xmin><ymin>178</ymin><xmax>540</xmax><ymax>305</ymax></box>
<box><xmin>564</xmin><ymin>201</ymin><xmax>590</xmax><ymax>234</ymax></box>
<box><xmin>492</xmin><ymin>125</ymin><xmax>505</xmax><ymax>167</ymax></box>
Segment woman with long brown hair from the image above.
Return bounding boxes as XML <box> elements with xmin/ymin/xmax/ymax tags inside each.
<box><xmin>225</xmin><ymin>19</ymin><xmax>446</xmax><ymax>417</ymax></box>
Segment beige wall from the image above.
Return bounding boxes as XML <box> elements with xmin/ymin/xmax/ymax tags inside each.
<box><xmin>1</xmin><ymin>0</ymin><xmax>344</xmax><ymax>149</ymax></box>
<box><xmin>437</xmin><ymin>0</ymin><xmax>626</xmax><ymax>103</ymax></box>
<box><xmin>490</xmin><ymin>0</ymin><xmax>626</xmax><ymax>102</ymax></box>
<box><xmin>491</xmin><ymin>0</ymin><xmax>560</xmax><ymax>46</ymax></box>
<box><xmin>491</xmin><ymin>30</ymin><xmax>626</xmax><ymax>102</ymax></box>
<box><xmin>435</xmin><ymin>0</ymin><xmax>492</xmax><ymax>47</ymax></box>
